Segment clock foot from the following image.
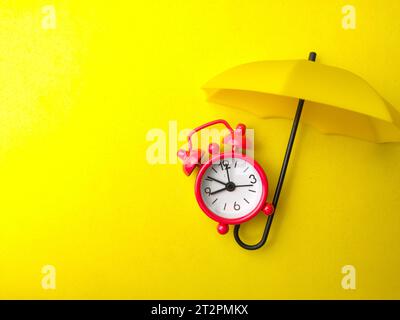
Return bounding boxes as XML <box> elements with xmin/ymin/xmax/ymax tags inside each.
<box><xmin>263</xmin><ymin>203</ymin><xmax>275</xmax><ymax>216</ymax></box>
<box><xmin>217</xmin><ymin>223</ymin><xmax>229</xmax><ymax>235</ymax></box>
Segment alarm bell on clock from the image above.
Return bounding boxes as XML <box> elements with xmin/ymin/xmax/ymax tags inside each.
<box><xmin>177</xmin><ymin>119</ymin><xmax>274</xmax><ymax>235</ymax></box>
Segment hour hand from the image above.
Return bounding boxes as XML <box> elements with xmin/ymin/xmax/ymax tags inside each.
<box><xmin>206</xmin><ymin>176</ymin><xmax>227</xmax><ymax>186</ymax></box>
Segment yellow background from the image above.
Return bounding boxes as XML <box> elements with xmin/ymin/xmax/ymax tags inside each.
<box><xmin>1</xmin><ymin>0</ymin><xmax>400</xmax><ymax>299</ymax></box>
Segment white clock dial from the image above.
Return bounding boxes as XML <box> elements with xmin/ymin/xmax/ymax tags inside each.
<box><xmin>200</xmin><ymin>157</ymin><xmax>264</xmax><ymax>219</ymax></box>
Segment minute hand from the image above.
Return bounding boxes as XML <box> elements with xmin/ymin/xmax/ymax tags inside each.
<box><xmin>225</xmin><ymin>164</ymin><xmax>231</xmax><ymax>183</ymax></box>
<box><xmin>235</xmin><ymin>184</ymin><xmax>254</xmax><ymax>187</ymax></box>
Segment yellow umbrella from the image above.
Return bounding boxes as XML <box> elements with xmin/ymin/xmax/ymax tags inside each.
<box><xmin>203</xmin><ymin>52</ymin><xmax>400</xmax><ymax>250</ymax></box>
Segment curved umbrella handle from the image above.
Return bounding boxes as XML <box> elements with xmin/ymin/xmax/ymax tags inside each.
<box><xmin>233</xmin><ymin>51</ymin><xmax>317</xmax><ymax>250</ymax></box>
<box><xmin>234</xmin><ymin>215</ymin><xmax>273</xmax><ymax>250</ymax></box>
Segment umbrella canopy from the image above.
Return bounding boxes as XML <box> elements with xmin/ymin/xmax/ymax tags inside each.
<box><xmin>203</xmin><ymin>58</ymin><xmax>400</xmax><ymax>143</ymax></box>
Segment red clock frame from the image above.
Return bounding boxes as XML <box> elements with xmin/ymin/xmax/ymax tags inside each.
<box><xmin>195</xmin><ymin>152</ymin><xmax>268</xmax><ymax>228</ymax></box>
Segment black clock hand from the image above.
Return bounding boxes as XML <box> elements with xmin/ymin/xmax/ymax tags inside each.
<box><xmin>210</xmin><ymin>187</ymin><xmax>227</xmax><ymax>195</ymax></box>
<box><xmin>224</xmin><ymin>164</ymin><xmax>231</xmax><ymax>183</ymax></box>
<box><xmin>206</xmin><ymin>176</ymin><xmax>227</xmax><ymax>186</ymax></box>
<box><xmin>235</xmin><ymin>184</ymin><xmax>254</xmax><ymax>187</ymax></box>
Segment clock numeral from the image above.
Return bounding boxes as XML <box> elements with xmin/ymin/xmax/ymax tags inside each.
<box><xmin>249</xmin><ymin>174</ymin><xmax>257</xmax><ymax>184</ymax></box>
<box><xmin>219</xmin><ymin>160</ymin><xmax>230</xmax><ymax>171</ymax></box>
<box><xmin>234</xmin><ymin>201</ymin><xmax>240</xmax><ymax>211</ymax></box>
<box><xmin>204</xmin><ymin>187</ymin><xmax>211</xmax><ymax>196</ymax></box>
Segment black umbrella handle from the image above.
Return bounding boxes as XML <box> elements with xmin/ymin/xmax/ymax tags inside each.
<box><xmin>234</xmin><ymin>52</ymin><xmax>317</xmax><ymax>250</ymax></box>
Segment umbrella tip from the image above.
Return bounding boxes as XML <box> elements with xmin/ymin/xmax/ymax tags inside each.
<box><xmin>308</xmin><ymin>52</ymin><xmax>317</xmax><ymax>61</ymax></box>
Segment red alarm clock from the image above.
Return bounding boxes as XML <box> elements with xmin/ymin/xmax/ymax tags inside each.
<box><xmin>177</xmin><ymin>119</ymin><xmax>274</xmax><ymax>235</ymax></box>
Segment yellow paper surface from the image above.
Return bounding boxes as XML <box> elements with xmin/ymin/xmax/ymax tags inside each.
<box><xmin>1</xmin><ymin>0</ymin><xmax>400</xmax><ymax>299</ymax></box>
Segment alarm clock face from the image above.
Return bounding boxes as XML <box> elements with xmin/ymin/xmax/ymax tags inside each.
<box><xmin>197</xmin><ymin>154</ymin><xmax>267</xmax><ymax>222</ymax></box>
